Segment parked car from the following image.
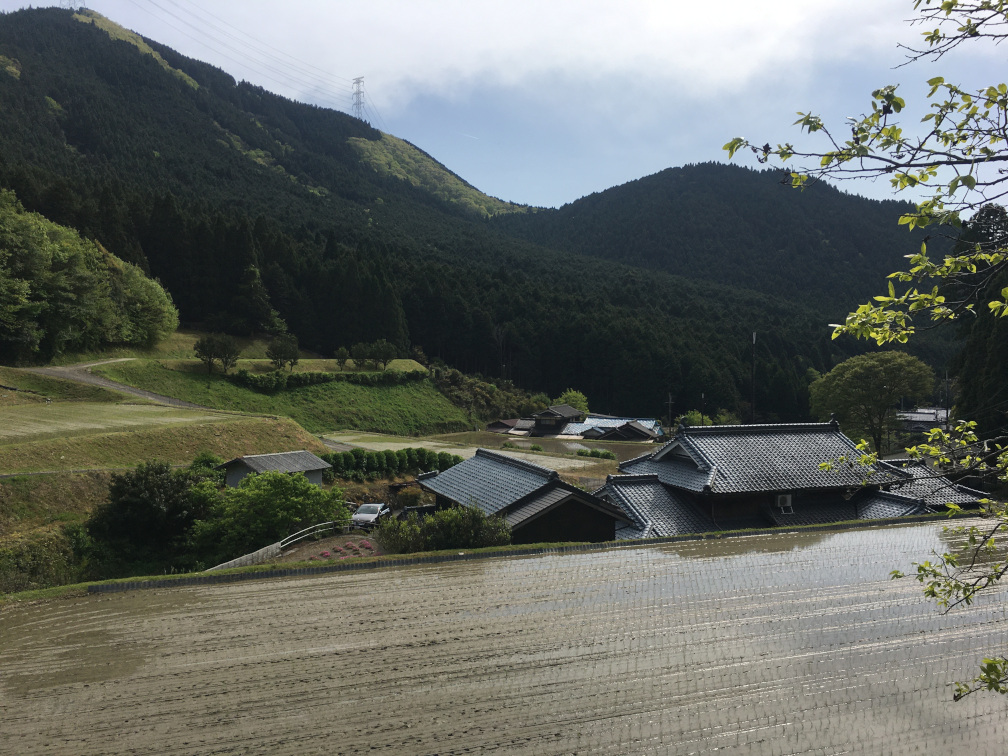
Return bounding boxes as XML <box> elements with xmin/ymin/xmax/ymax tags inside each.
<box><xmin>351</xmin><ymin>502</ymin><xmax>391</xmax><ymax>529</ymax></box>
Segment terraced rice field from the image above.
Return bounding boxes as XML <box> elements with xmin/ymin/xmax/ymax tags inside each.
<box><xmin>0</xmin><ymin>402</ymin><xmax>227</xmax><ymax>444</ymax></box>
<box><xmin>1</xmin><ymin>521</ymin><xmax>1006</xmax><ymax>754</ymax></box>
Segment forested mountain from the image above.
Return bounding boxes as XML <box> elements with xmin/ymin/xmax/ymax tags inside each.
<box><xmin>492</xmin><ymin>164</ymin><xmax>931</xmax><ymax>317</ymax></box>
<box><xmin>0</xmin><ymin>8</ymin><xmax>948</xmax><ymax>421</ymax></box>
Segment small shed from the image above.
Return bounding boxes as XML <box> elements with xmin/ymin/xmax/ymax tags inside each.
<box><xmin>417</xmin><ymin>448</ymin><xmax>630</xmax><ymax>544</ymax></box>
<box><xmin>218</xmin><ymin>450</ymin><xmax>331</xmax><ymax>488</ymax></box>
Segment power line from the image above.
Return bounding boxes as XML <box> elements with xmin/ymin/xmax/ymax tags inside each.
<box><xmin>117</xmin><ymin>0</ymin><xmax>362</xmax><ymax>115</ymax></box>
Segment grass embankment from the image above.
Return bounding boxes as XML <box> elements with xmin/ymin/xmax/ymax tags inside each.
<box><xmin>0</xmin><ymin>416</ymin><xmax>325</xmax><ymax>475</ymax></box>
<box><xmin>0</xmin><ymin>365</ymin><xmax>123</xmax><ymax>404</ymax></box>
<box><xmin>93</xmin><ymin>360</ymin><xmax>470</xmax><ymax>435</ymax></box>
<box><xmin>0</xmin><ymin>415</ymin><xmax>330</xmax><ymax>594</ymax></box>
<box><xmin>0</xmin><ymin>403</ymin><xmax>223</xmax><ymax>445</ymax></box>
<box><xmin>0</xmin><ymin>471</ymin><xmax>111</xmax><ymax>537</ymax></box>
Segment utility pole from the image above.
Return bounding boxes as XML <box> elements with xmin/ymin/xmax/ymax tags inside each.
<box><xmin>751</xmin><ymin>331</ymin><xmax>756</xmax><ymax>423</ymax></box>
<box><xmin>945</xmin><ymin>370</ymin><xmax>950</xmax><ymax>431</ymax></box>
<box><xmin>352</xmin><ymin>77</ymin><xmax>366</xmax><ymax>122</ymax></box>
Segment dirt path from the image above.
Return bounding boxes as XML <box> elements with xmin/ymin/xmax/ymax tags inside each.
<box><xmin>25</xmin><ymin>358</ymin><xmax>213</xmax><ymax>410</ymax></box>
<box><xmin>1</xmin><ymin>522</ymin><xmax>1006</xmax><ymax>754</ymax></box>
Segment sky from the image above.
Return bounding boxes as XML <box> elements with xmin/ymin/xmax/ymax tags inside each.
<box><xmin>0</xmin><ymin>1</ymin><xmax>998</xmax><ymax>207</ymax></box>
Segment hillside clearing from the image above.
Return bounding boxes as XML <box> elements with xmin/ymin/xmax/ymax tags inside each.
<box><xmin>93</xmin><ymin>360</ymin><xmax>470</xmax><ymax>435</ymax></box>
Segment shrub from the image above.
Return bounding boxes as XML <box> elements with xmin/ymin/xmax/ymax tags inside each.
<box><xmin>87</xmin><ymin>461</ymin><xmax>205</xmax><ymax>561</ymax></box>
<box><xmin>191</xmin><ymin>472</ymin><xmax>348</xmax><ymax>564</ymax></box>
<box><xmin>530</xmin><ymin>444</ymin><xmax>543</xmax><ymax>452</ymax></box>
<box><xmin>373</xmin><ymin>505</ymin><xmax>510</xmax><ymax>554</ymax></box>
<box><xmin>576</xmin><ymin>448</ymin><xmax>617</xmax><ymax>460</ymax></box>
<box><xmin>384</xmin><ymin>449</ymin><xmax>401</xmax><ymax>475</ymax></box>
<box><xmin>0</xmin><ymin>529</ymin><xmax>84</xmax><ymax>594</ymax></box>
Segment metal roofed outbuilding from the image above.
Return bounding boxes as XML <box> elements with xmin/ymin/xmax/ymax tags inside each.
<box><xmin>218</xmin><ymin>450</ymin><xmax>331</xmax><ymax>488</ymax></box>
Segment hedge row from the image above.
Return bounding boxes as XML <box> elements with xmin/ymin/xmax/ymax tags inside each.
<box><xmin>320</xmin><ymin>447</ymin><xmax>462</xmax><ymax>479</ymax></box>
<box><xmin>576</xmin><ymin>448</ymin><xmax>618</xmax><ymax>460</ymax></box>
<box><xmin>229</xmin><ymin>368</ymin><xmax>428</xmax><ymax>394</ymax></box>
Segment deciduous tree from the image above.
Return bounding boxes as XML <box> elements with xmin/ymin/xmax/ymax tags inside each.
<box><xmin>266</xmin><ymin>333</ymin><xmax>299</xmax><ymax>371</ymax></box>
<box><xmin>553</xmin><ymin>388</ymin><xmax>589</xmax><ymax>414</ymax></box>
<box><xmin>809</xmin><ymin>352</ymin><xmax>934</xmax><ymax>452</ymax></box>
<box><xmin>726</xmin><ymin>0</ymin><xmax>1008</xmax><ymax>699</ymax></box>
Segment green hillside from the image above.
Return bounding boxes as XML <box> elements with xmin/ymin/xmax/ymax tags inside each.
<box><xmin>492</xmin><ymin>163</ymin><xmax>935</xmax><ymax>315</ymax></box>
<box><xmin>0</xmin><ymin>7</ymin><xmax>948</xmax><ymax>421</ymax></box>
<box><xmin>92</xmin><ymin>360</ymin><xmax>470</xmax><ymax>435</ymax></box>
<box><xmin>349</xmin><ymin>133</ymin><xmax>524</xmax><ymax>218</ymax></box>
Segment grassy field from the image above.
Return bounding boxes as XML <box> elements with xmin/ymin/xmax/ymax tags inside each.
<box><xmin>0</xmin><ymin>415</ymin><xmax>326</xmax><ymax>474</ymax></box>
<box><xmin>0</xmin><ymin>403</ymin><xmax>227</xmax><ymax>445</ymax></box>
<box><xmin>93</xmin><ymin>360</ymin><xmax>469</xmax><ymax>435</ymax></box>
<box><xmin>0</xmin><ymin>366</ymin><xmax>123</xmax><ymax>405</ymax></box>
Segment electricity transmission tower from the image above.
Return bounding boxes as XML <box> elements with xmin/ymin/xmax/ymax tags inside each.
<box><xmin>352</xmin><ymin>77</ymin><xmax>366</xmax><ymax>123</ymax></box>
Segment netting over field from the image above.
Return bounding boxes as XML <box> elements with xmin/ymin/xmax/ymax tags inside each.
<box><xmin>1</xmin><ymin>520</ymin><xmax>1006</xmax><ymax>754</ymax></box>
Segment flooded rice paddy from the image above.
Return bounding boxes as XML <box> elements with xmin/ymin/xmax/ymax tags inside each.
<box><xmin>2</xmin><ymin>521</ymin><xmax>1006</xmax><ymax>754</ymax></box>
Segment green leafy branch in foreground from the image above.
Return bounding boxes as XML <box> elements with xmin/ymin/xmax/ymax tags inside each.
<box><xmin>887</xmin><ymin>420</ymin><xmax>1008</xmax><ymax>699</ymax></box>
<box><xmin>722</xmin><ymin>2</ymin><xmax>1008</xmax><ymax>345</ymax></box>
<box><xmin>727</xmin><ymin>0</ymin><xmax>1008</xmax><ymax>699</ymax></box>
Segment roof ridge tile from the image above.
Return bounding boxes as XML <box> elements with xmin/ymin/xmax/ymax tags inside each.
<box><xmin>474</xmin><ymin>448</ymin><xmax>557</xmax><ymax>479</ymax></box>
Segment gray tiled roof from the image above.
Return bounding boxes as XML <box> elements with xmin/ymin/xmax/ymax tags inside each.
<box><xmin>621</xmin><ymin>423</ymin><xmax>903</xmax><ymax>494</ymax></box>
<box><xmin>535</xmin><ymin>404</ymin><xmax>584</xmax><ymax>420</ymax></box>
<box><xmin>599</xmin><ymin>475</ymin><xmax>715</xmax><ymax>540</ymax></box>
<box><xmin>855</xmin><ymin>491</ymin><xmax>929</xmax><ymax>520</ymax></box>
<box><xmin>220</xmin><ymin>450</ymin><xmax>330</xmax><ymax>474</ymax></box>
<box><xmin>504</xmin><ymin>487</ymin><xmax>573</xmax><ymax>528</ymax></box>
<box><xmin>618</xmin><ymin>455</ymin><xmax>713</xmax><ymax>491</ymax></box>
<box><xmin>417</xmin><ymin>448</ymin><xmax>556</xmax><ymax>516</ymax></box>
<box><xmin>563</xmin><ymin>416</ymin><xmax>661</xmax><ymax>436</ymax></box>
<box><xmin>887</xmin><ymin>462</ymin><xmax>985</xmax><ymax>509</ymax></box>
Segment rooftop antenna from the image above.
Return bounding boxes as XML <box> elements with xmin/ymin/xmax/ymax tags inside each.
<box><xmin>352</xmin><ymin>77</ymin><xmax>366</xmax><ymax>122</ymax></box>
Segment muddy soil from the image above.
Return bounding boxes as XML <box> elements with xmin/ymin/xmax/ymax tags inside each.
<box><xmin>1</xmin><ymin>521</ymin><xmax>1006</xmax><ymax>754</ymax></box>
<box><xmin>276</xmin><ymin>531</ymin><xmax>384</xmax><ymax>562</ymax></box>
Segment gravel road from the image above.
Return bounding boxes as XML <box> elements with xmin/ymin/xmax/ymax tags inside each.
<box><xmin>24</xmin><ymin>358</ymin><xmax>212</xmax><ymax>410</ymax></box>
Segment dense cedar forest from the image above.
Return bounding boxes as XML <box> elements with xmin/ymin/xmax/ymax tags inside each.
<box><xmin>0</xmin><ymin>8</ymin><xmax>964</xmax><ymax>422</ymax></box>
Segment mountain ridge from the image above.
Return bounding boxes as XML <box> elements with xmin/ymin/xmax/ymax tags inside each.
<box><xmin>0</xmin><ymin>7</ymin><xmax>949</xmax><ymax>420</ymax></box>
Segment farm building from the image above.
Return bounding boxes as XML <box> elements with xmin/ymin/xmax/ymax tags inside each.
<box><xmin>417</xmin><ymin>448</ymin><xmax>630</xmax><ymax>544</ymax></box>
<box><xmin>530</xmin><ymin>404</ymin><xmax>585</xmax><ymax>435</ymax></box>
<box><xmin>598</xmin><ymin>421</ymin><xmax>983</xmax><ymax>539</ymax></box>
<box><xmin>217</xmin><ymin>450</ymin><xmax>331</xmax><ymax>488</ymax></box>
<box><xmin>569</xmin><ymin>417</ymin><xmax>661</xmax><ymax>441</ymax></box>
